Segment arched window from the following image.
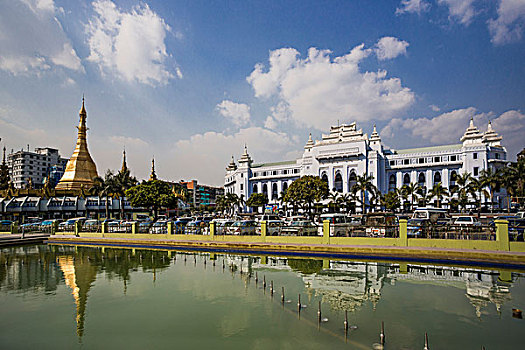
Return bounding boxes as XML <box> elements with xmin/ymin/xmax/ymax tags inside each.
<box><xmin>389</xmin><ymin>174</ymin><xmax>396</xmax><ymax>191</ymax></box>
<box><xmin>334</xmin><ymin>172</ymin><xmax>343</xmax><ymax>192</ymax></box>
<box><xmin>348</xmin><ymin>172</ymin><xmax>357</xmax><ymax>192</ymax></box>
<box><xmin>418</xmin><ymin>173</ymin><xmax>426</xmax><ymax>188</ymax></box>
<box><xmin>450</xmin><ymin>171</ymin><xmax>457</xmax><ymax>190</ymax></box>
<box><xmin>433</xmin><ymin>172</ymin><xmax>441</xmax><ymax>185</ymax></box>
<box><xmin>262</xmin><ymin>184</ymin><xmax>268</xmax><ymax>195</ymax></box>
<box><xmin>282</xmin><ymin>182</ymin><xmax>288</xmax><ymax>194</ymax></box>
<box><xmin>272</xmin><ymin>183</ymin><xmax>278</xmax><ymax>200</ymax></box>
<box><xmin>403</xmin><ymin>173</ymin><xmax>410</xmax><ymax>185</ymax></box>
<box><xmin>252</xmin><ymin>184</ymin><xmax>258</xmax><ymax>193</ymax></box>
<box><xmin>321</xmin><ymin>173</ymin><xmax>328</xmax><ymax>185</ymax></box>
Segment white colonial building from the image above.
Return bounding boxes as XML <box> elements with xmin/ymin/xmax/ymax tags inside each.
<box><xmin>225</xmin><ymin>119</ymin><xmax>507</xmax><ymax>210</ymax></box>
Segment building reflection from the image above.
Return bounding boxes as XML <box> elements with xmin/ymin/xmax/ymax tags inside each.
<box><xmin>226</xmin><ymin>255</ymin><xmax>516</xmax><ymax>318</ymax></box>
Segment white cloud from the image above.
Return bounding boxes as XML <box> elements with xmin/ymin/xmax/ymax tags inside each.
<box><xmin>86</xmin><ymin>0</ymin><xmax>174</xmax><ymax>86</ymax></box>
<box><xmin>381</xmin><ymin>107</ymin><xmax>487</xmax><ymax>144</ymax></box>
<box><xmin>247</xmin><ymin>42</ymin><xmax>415</xmax><ymax>130</ymax></box>
<box><xmin>216</xmin><ymin>100</ymin><xmax>251</xmax><ymax>127</ymax></box>
<box><xmin>374</xmin><ymin>37</ymin><xmax>410</xmax><ymax>60</ymax></box>
<box><xmin>0</xmin><ymin>0</ymin><xmax>83</xmax><ymax>74</ymax></box>
<box><xmin>396</xmin><ymin>0</ymin><xmax>431</xmax><ymax>15</ymax></box>
<box><xmin>438</xmin><ymin>0</ymin><xmax>477</xmax><ymax>25</ymax></box>
<box><xmin>488</xmin><ymin>0</ymin><xmax>525</xmax><ymax>45</ymax></box>
<box><xmin>381</xmin><ymin>107</ymin><xmax>525</xmax><ymax>159</ymax></box>
<box><xmin>430</xmin><ymin>104</ymin><xmax>441</xmax><ymax>112</ymax></box>
<box><xmin>173</xmin><ymin>127</ymin><xmax>296</xmax><ymax>186</ymax></box>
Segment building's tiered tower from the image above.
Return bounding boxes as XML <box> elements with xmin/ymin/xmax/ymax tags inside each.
<box><xmin>55</xmin><ymin>98</ymin><xmax>98</xmax><ymax>190</ymax></box>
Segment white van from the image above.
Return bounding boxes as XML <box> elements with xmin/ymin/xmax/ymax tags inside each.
<box><xmin>412</xmin><ymin>208</ymin><xmax>451</xmax><ymax>225</ymax></box>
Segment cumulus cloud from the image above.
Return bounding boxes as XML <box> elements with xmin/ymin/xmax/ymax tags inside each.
<box><xmin>374</xmin><ymin>37</ymin><xmax>410</xmax><ymax>60</ymax></box>
<box><xmin>438</xmin><ymin>0</ymin><xmax>477</xmax><ymax>25</ymax></box>
<box><xmin>86</xmin><ymin>0</ymin><xmax>174</xmax><ymax>86</ymax></box>
<box><xmin>396</xmin><ymin>0</ymin><xmax>431</xmax><ymax>15</ymax></box>
<box><xmin>381</xmin><ymin>107</ymin><xmax>525</xmax><ymax>159</ymax></box>
<box><xmin>0</xmin><ymin>0</ymin><xmax>83</xmax><ymax>74</ymax></box>
<box><xmin>173</xmin><ymin>127</ymin><xmax>296</xmax><ymax>186</ymax></box>
<box><xmin>488</xmin><ymin>0</ymin><xmax>525</xmax><ymax>45</ymax></box>
<box><xmin>430</xmin><ymin>104</ymin><xmax>441</xmax><ymax>112</ymax></box>
<box><xmin>247</xmin><ymin>41</ymin><xmax>414</xmax><ymax>130</ymax></box>
<box><xmin>216</xmin><ymin>100</ymin><xmax>251</xmax><ymax>127</ymax></box>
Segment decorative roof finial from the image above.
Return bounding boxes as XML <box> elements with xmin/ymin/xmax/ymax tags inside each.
<box><xmin>79</xmin><ymin>95</ymin><xmax>86</xmax><ymax>116</ymax></box>
<box><xmin>2</xmin><ymin>146</ymin><xmax>5</xmax><ymax>165</ymax></box>
<box><xmin>120</xmin><ymin>147</ymin><xmax>128</xmax><ymax>173</ymax></box>
<box><xmin>149</xmin><ymin>157</ymin><xmax>157</xmax><ymax>181</ymax></box>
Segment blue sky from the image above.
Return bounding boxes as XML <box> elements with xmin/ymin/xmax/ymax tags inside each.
<box><xmin>1</xmin><ymin>0</ymin><xmax>524</xmax><ymax>186</ymax></box>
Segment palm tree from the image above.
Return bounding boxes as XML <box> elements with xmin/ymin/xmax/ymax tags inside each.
<box><xmin>328</xmin><ymin>191</ymin><xmax>340</xmax><ymax>213</ymax></box>
<box><xmin>428</xmin><ymin>182</ymin><xmax>449</xmax><ymax>208</ymax></box>
<box><xmin>351</xmin><ymin>174</ymin><xmax>375</xmax><ymax>214</ymax></box>
<box><xmin>479</xmin><ymin>168</ymin><xmax>501</xmax><ymax>213</ymax></box>
<box><xmin>500</xmin><ymin>157</ymin><xmax>525</xmax><ymax>210</ymax></box>
<box><xmin>451</xmin><ymin>172</ymin><xmax>474</xmax><ymax>212</ymax></box>
<box><xmin>113</xmin><ymin>168</ymin><xmax>138</xmax><ymax>219</ymax></box>
<box><xmin>225</xmin><ymin>192</ymin><xmax>240</xmax><ymax>216</ymax></box>
<box><xmin>339</xmin><ymin>192</ymin><xmax>357</xmax><ymax>214</ymax></box>
<box><xmin>468</xmin><ymin>178</ymin><xmax>488</xmax><ymax>214</ymax></box>
<box><xmin>401</xmin><ymin>182</ymin><xmax>420</xmax><ymax>212</ymax></box>
<box><xmin>368</xmin><ymin>186</ymin><xmax>381</xmax><ymax>212</ymax></box>
<box><xmin>90</xmin><ymin>170</ymin><xmax>118</xmax><ymax>220</ymax></box>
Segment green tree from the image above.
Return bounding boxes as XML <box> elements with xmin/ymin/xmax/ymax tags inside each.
<box><xmin>351</xmin><ymin>174</ymin><xmax>375</xmax><ymax>214</ymax></box>
<box><xmin>113</xmin><ymin>168</ymin><xmax>138</xmax><ymax>219</ymax></box>
<box><xmin>246</xmin><ymin>193</ymin><xmax>268</xmax><ymax>213</ymax></box>
<box><xmin>468</xmin><ymin>177</ymin><xmax>489</xmax><ymax>214</ymax></box>
<box><xmin>501</xmin><ymin>156</ymin><xmax>525</xmax><ymax>209</ymax></box>
<box><xmin>479</xmin><ymin>168</ymin><xmax>501</xmax><ymax>213</ymax></box>
<box><xmin>381</xmin><ymin>191</ymin><xmax>400</xmax><ymax>212</ymax></box>
<box><xmin>225</xmin><ymin>192</ymin><xmax>240</xmax><ymax>215</ymax></box>
<box><xmin>328</xmin><ymin>192</ymin><xmax>340</xmax><ymax>213</ymax></box>
<box><xmin>401</xmin><ymin>182</ymin><xmax>420</xmax><ymax>212</ymax></box>
<box><xmin>451</xmin><ymin>172</ymin><xmax>474</xmax><ymax>212</ymax></box>
<box><xmin>90</xmin><ymin>170</ymin><xmax>118</xmax><ymax>219</ymax></box>
<box><xmin>125</xmin><ymin>180</ymin><xmax>178</xmax><ymax>219</ymax></box>
<box><xmin>428</xmin><ymin>182</ymin><xmax>449</xmax><ymax>208</ymax></box>
<box><xmin>283</xmin><ymin>176</ymin><xmax>328</xmax><ymax>219</ymax></box>
<box><xmin>0</xmin><ymin>159</ymin><xmax>9</xmax><ymax>191</ymax></box>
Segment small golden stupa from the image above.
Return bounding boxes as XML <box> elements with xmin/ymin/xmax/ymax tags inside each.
<box><xmin>55</xmin><ymin>97</ymin><xmax>98</xmax><ymax>190</ymax></box>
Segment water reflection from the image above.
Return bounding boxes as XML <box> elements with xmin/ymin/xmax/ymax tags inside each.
<box><xmin>0</xmin><ymin>244</ymin><xmax>522</xmax><ymax>345</ymax></box>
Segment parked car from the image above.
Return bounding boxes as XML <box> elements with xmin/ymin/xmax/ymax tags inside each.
<box><xmin>40</xmin><ymin>219</ymin><xmax>60</xmax><ymax>231</ymax></box>
<box><xmin>364</xmin><ymin>213</ymin><xmax>399</xmax><ymax>237</ymax></box>
<box><xmin>281</xmin><ymin>220</ymin><xmax>318</xmax><ymax>236</ymax></box>
<box><xmin>212</xmin><ymin>219</ymin><xmax>235</xmax><ymax>235</ymax></box>
<box><xmin>58</xmin><ymin>217</ymin><xmax>86</xmax><ymax>231</ymax></box>
<box><xmin>83</xmin><ymin>219</ymin><xmax>100</xmax><ymax>232</ymax></box>
<box><xmin>185</xmin><ymin>221</ymin><xmax>202</xmax><ymax>235</ymax></box>
<box><xmin>319</xmin><ymin>213</ymin><xmax>355</xmax><ymax>237</ymax></box>
<box><xmin>412</xmin><ymin>208</ymin><xmax>452</xmax><ymax>225</ymax></box>
<box><xmin>0</xmin><ymin>220</ymin><xmax>13</xmax><ymax>231</ymax></box>
<box><xmin>255</xmin><ymin>220</ymin><xmax>284</xmax><ymax>236</ymax></box>
<box><xmin>407</xmin><ymin>219</ymin><xmax>430</xmax><ymax>237</ymax></box>
<box><xmin>453</xmin><ymin>216</ymin><xmax>482</xmax><ymax>227</ymax></box>
<box><xmin>149</xmin><ymin>220</ymin><xmax>169</xmax><ymax>234</ymax></box>
<box><xmin>226</xmin><ymin>220</ymin><xmax>257</xmax><ymax>235</ymax></box>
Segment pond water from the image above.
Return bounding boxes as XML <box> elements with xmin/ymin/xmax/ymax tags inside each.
<box><xmin>0</xmin><ymin>244</ymin><xmax>524</xmax><ymax>349</ymax></box>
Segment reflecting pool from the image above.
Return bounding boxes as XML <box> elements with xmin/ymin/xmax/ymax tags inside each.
<box><xmin>0</xmin><ymin>244</ymin><xmax>524</xmax><ymax>349</ymax></box>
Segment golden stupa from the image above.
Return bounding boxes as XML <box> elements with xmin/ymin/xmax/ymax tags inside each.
<box><xmin>55</xmin><ymin>98</ymin><xmax>98</xmax><ymax>190</ymax></box>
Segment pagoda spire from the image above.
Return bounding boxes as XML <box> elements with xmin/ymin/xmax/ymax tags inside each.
<box><xmin>149</xmin><ymin>157</ymin><xmax>157</xmax><ymax>181</ymax></box>
<box><xmin>2</xmin><ymin>146</ymin><xmax>5</xmax><ymax>165</ymax></box>
<box><xmin>120</xmin><ymin>148</ymin><xmax>128</xmax><ymax>173</ymax></box>
<box><xmin>55</xmin><ymin>97</ymin><xmax>98</xmax><ymax>191</ymax></box>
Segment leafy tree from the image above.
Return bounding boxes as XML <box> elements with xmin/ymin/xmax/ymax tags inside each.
<box><xmin>479</xmin><ymin>168</ymin><xmax>501</xmax><ymax>212</ymax></box>
<box><xmin>283</xmin><ymin>176</ymin><xmax>328</xmax><ymax>219</ymax></box>
<box><xmin>113</xmin><ymin>167</ymin><xmax>138</xmax><ymax>219</ymax></box>
<box><xmin>90</xmin><ymin>170</ymin><xmax>118</xmax><ymax>219</ymax></box>
<box><xmin>125</xmin><ymin>180</ymin><xmax>178</xmax><ymax>219</ymax></box>
<box><xmin>428</xmin><ymin>182</ymin><xmax>449</xmax><ymax>208</ymax></box>
<box><xmin>501</xmin><ymin>156</ymin><xmax>525</xmax><ymax>208</ymax></box>
<box><xmin>246</xmin><ymin>193</ymin><xmax>268</xmax><ymax>213</ymax></box>
<box><xmin>381</xmin><ymin>191</ymin><xmax>400</xmax><ymax>212</ymax></box>
<box><xmin>225</xmin><ymin>192</ymin><xmax>240</xmax><ymax>215</ymax></box>
<box><xmin>401</xmin><ymin>182</ymin><xmax>420</xmax><ymax>212</ymax></box>
<box><xmin>351</xmin><ymin>174</ymin><xmax>376</xmax><ymax>214</ymax></box>
<box><xmin>339</xmin><ymin>193</ymin><xmax>357</xmax><ymax>214</ymax></box>
<box><xmin>328</xmin><ymin>192</ymin><xmax>340</xmax><ymax>213</ymax></box>
<box><xmin>451</xmin><ymin>172</ymin><xmax>475</xmax><ymax>212</ymax></box>
<box><xmin>0</xmin><ymin>160</ymin><xmax>9</xmax><ymax>191</ymax></box>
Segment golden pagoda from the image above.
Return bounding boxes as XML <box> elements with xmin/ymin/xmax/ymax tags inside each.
<box><xmin>55</xmin><ymin>97</ymin><xmax>98</xmax><ymax>190</ymax></box>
